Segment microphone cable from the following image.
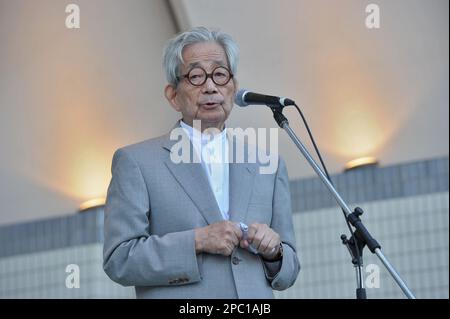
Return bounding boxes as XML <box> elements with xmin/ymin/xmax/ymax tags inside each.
<box><xmin>291</xmin><ymin>102</ymin><xmax>365</xmax><ymax>292</ymax></box>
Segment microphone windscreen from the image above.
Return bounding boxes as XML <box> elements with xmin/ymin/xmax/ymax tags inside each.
<box><xmin>234</xmin><ymin>89</ymin><xmax>249</xmax><ymax>107</ymax></box>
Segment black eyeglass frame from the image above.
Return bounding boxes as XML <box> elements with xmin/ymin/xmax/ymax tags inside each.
<box><xmin>177</xmin><ymin>66</ymin><xmax>234</xmax><ymax>87</ymax></box>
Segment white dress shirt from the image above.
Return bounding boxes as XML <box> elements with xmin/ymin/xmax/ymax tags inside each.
<box><xmin>181</xmin><ymin>121</ymin><xmax>282</xmax><ymax>275</ymax></box>
<box><xmin>180</xmin><ymin>120</ymin><xmax>229</xmax><ymax>220</ymax></box>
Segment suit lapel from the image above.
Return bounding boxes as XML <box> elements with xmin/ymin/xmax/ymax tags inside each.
<box><xmin>161</xmin><ymin>122</ymin><xmax>257</xmax><ymax>226</ymax></box>
<box><xmin>228</xmin><ymin>162</ymin><xmax>256</xmax><ymax>223</ymax></box>
<box><xmin>227</xmin><ymin>131</ymin><xmax>257</xmax><ymax>223</ymax></box>
<box><xmin>162</xmin><ymin>122</ymin><xmax>223</xmax><ymax>225</ymax></box>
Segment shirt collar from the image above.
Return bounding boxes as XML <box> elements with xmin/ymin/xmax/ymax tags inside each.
<box><xmin>180</xmin><ymin>120</ymin><xmax>227</xmax><ymax>146</ymax></box>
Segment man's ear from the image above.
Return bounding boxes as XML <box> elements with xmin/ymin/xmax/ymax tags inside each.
<box><xmin>164</xmin><ymin>84</ymin><xmax>181</xmax><ymax>112</ymax></box>
<box><xmin>232</xmin><ymin>78</ymin><xmax>239</xmax><ymax>95</ymax></box>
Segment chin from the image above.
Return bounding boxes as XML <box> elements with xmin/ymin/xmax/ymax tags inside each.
<box><xmin>200</xmin><ymin>116</ymin><xmax>225</xmax><ymax>125</ymax></box>
<box><xmin>199</xmin><ymin>109</ymin><xmax>226</xmax><ymax>122</ymax></box>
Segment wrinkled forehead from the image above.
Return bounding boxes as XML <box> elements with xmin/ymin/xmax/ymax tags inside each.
<box><xmin>181</xmin><ymin>41</ymin><xmax>229</xmax><ymax>72</ymax></box>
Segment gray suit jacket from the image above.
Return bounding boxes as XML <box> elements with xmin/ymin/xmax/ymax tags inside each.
<box><xmin>103</xmin><ymin>122</ymin><xmax>300</xmax><ymax>298</ymax></box>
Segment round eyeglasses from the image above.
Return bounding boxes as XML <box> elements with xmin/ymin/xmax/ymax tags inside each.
<box><xmin>179</xmin><ymin>66</ymin><xmax>233</xmax><ymax>86</ymax></box>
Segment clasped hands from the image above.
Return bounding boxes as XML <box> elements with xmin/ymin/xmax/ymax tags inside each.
<box><xmin>195</xmin><ymin>220</ymin><xmax>282</xmax><ymax>261</ymax></box>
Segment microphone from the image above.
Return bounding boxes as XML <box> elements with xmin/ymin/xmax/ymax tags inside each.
<box><xmin>234</xmin><ymin>89</ymin><xmax>295</xmax><ymax>107</ymax></box>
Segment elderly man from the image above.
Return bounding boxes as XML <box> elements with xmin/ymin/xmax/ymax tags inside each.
<box><xmin>103</xmin><ymin>27</ymin><xmax>300</xmax><ymax>299</ymax></box>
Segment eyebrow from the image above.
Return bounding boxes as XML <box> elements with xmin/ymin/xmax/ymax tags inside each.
<box><xmin>187</xmin><ymin>60</ymin><xmax>228</xmax><ymax>69</ymax></box>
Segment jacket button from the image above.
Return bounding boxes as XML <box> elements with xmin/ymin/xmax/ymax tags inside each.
<box><xmin>232</xmin><ymin>256</ymin><xmax>241</xmax><ymax>265</ymax></box>
<box><xmin>169</xmin><ymin>278</ymin><xmax>181</xmax><ymax>284</ymax></box>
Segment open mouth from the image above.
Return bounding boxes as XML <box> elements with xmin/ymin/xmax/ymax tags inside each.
<box><xmin>201</xmin><ymin>102</ymin><xmax>221</xmax><ymax>109</ymax></box>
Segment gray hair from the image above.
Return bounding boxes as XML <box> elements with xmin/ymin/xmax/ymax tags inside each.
<box><xmin>163</xmin><ymin>26</ymin><xmax>239</xmax><ymax>87</ymax></box>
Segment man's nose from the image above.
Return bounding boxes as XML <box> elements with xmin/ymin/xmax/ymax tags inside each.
<box><xmin>202</xmin><ymin>76</ymin><xmax>218</xmax><ymax>94</ymax></box>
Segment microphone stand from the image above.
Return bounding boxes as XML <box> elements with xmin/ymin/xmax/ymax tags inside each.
<box><xmin>270</xmin><ymin>106</ymin><xmax>416</xmax><ymax>299</ymax></box>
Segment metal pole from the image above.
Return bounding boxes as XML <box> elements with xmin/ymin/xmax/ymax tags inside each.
<box><xmin>281</xmin><ymin>121</ymin><xmax>416</xmax><ymax>299</ymax></box>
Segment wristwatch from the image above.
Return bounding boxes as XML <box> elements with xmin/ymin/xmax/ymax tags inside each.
<box><xmin>274</xmin><ymin>243</ymin><xmax>283</xmax><ymax>260</ymax></box>
<box><xmin>263</xmin><ymin>243</ymin><xmax>283</xmax><ymax>261</ymax></box>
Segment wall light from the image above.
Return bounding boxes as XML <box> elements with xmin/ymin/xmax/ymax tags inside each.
<box><xmin>79</xmin><ymin>197</ymin><xmax>106</xmax><ymax>212</ymax></box>
<box><xmin>344</xmin><ymin>156</ymin><xmax>379</xmax><ymax>171</ymax></box>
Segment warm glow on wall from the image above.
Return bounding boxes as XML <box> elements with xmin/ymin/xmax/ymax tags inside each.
<box><xmin>25</xmin><ymin>143</ymin><xmax>112</xmax><ymax>205</ymax></box>
<box><xmin>309</xmin><ymin>42</ymin><xmax>401</xmax><ymax>165</ymax></box>
<box><xmin>67</xmin><ymin>146</ymin><xmax>111</xmax><ymax>201</ymax></box>
<box><xmin>330</xmin><ymin>101</ymin><xmax>387</xmax><ymax>159</ymax></box>
<box><xmin>20</xmin><ymin>63</ymin><xmax>116</xmax><ymax>205</ymax></box>
<box><xmin>17</xmin><ymin>10</ymin><xmax>132</xmax><ymax>207</ymax></box>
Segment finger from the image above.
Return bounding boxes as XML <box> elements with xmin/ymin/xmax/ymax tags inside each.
<box><xmin>225</xmin><ymin>228</ymin><xmax>239</xmax><ymax>247</ymax></box>
<box><xmin>222</xmin><ymin>222</ymin><xmax>239</xmax><ymax>244</ymax></box>
<box><xmin>262</xmin><ymin>236</ymin><xmax>276</xmax><ymax>256</ymax></box>
<box><xmin>230</xmin><ymin>234</ymin><xmax>239</xmax><ymax>246</ymax></box>
<box><xmin>239</xmin><ymin>239</ymin><xmax>249</xmax><ymax>249</ymax></box>
<box><xmin>227</xmin><ymin>244</ymin><xmax>234</xmax><ymax>256</ymax></box>
<box><xmin>230</xmin><ymin>222</ymin><xmax>243</xmax><ymax>239</ymax></box>
<box><xmin>221</xmin><ymin>243</ymin><xmax>232</xmax><ymax>256</ymax></box>
<box><xmin>252</xmin><ymin>230</ymin><xmax>265</xmax><ymax>251</ymax></box>
<box><xmin>247</xmin><ymin>224</ymin><xmax>258</xmax><ymax>243</ymax></box>
<box><xmin>259</xmin><ymin>233</ymin><xmax>272</xmax><ymax>253</ymax></box>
